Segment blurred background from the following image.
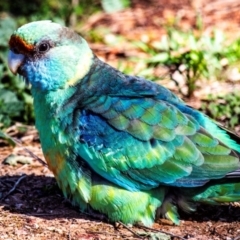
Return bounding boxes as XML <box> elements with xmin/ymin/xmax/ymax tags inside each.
<box><xmin>1</xmin><ymin>0</ymin><xmax>240</xmax><ymax>140</ymax></box>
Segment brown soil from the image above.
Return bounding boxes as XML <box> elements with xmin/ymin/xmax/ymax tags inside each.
<box><xmin>1</xmin><ymin>0</ymin><xmax>240</xmax><ymax>239</ymax></box>
<box><xmin>1</xmin><ymin>128</ymin><xmax>240</xmax><ymax>239</ymax></box>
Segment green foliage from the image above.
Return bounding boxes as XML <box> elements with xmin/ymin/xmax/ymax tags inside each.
<box><xmin>0</xmin><ymin>0</ymin><xmax>129</xmax><ymax>25</ymax></box>
<box><xmin>0</xmin><ymin>0</ymin><xmax>69</xmax><ymax>24</ymax></box>
<box><xmin>71</xmin><ymin>1</ymin><xmax>101</xmax><ymax>19</ymax></box>
<box><xmin>224</xmin><ymin>39</ymin><xmax>240</xmax><ymax>64</ymax></box>
<box><xmin>101</xmin><ymin>0</ymin><xmax>130</xmax><ymax>13</ymax></box>
<box><xmin>0</xmin><ymin>128</ymin><xmax>16</xmax><ymax>146</ymax></box>
<box><xmin>135</xmin><ymin>28</ymin><xmax>227</xmax><ymax>97</ymax></box>
<box><xmin>201</xmin><ymin>92</ymin><xmax>240</xmax><ymax>129</ymax></box>
<box><xmin>0</xmin><ymin>17</ymin><xmax>34</xmax><ymax>129</ymax></box>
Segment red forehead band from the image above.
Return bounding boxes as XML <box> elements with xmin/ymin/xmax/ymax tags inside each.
<box><xmin>9</xmin><ymin>35</ymin><xmax>34</xmax><ymax>53</ymax></box>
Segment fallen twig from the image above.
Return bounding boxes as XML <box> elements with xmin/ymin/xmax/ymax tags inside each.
<box><xmin>13</xmin><ymin>137</ymin><xmax>47</xmax><ymax>167</ymax></box>
<box><xmin>137</xmin><ymin>224</ymin><xmax>187</xmax><ymax>240</ymax></box>
<box><xmin>1</xmin><ymin>128</ymin><xmax>47</xmax><ymax>167</ymax></box>
<box><xmin>117</xmin><ymin>221</ymin><xmax>145</xmax><ymax>239</ymax></box>
<box><xmin>1</xmin><ymin>174</ymin><xmax>27</xmax><ymax>201</ymax></box>
<box><xmin>67</xmin><ymin>230</ymin><xmax>71</xmax><ymax>240</ymax></box>
<box><xmin>86</xmin><ymin>231</ymin><xmax>129</xmax><ymax>238</ymax></box>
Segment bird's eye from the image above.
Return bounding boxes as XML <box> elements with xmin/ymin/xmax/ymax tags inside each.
<box><xmin>12</xmin><ymin>48</ymin><xmax>20</xmax><ymax>54</ymax></box>
<box><xmin>38</xmin><ymin>42</ymin><xmax>50</xmax><ymax>53</ymax></box>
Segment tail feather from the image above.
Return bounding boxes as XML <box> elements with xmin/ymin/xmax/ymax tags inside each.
<box><xmin>217</xmin><ymin>124</ymin><xmax>240</xmax><ymax>178</ymax></box>
<box><xmin>182</xmin><ymin>179</ymin><xmax>240</xmax><ymax>204</ymax></box>
<box><xmin>226</xmin><ymin>169</ymin><xmax>240</xmax><ymax>178</ymax></box>
<box><xmin>158</xmin><ymin>179</ymin><xmax>240</xmax><ymax>224</ymax></box>
<box><xmin>218</xmin><ymin>124</ymin><xmax>240</xmax><ymax>147</ymax></box>
<box><xmin>217</xmin><ymin>123</ymin><xmax>240</xmax><ymax>156</ymax></box>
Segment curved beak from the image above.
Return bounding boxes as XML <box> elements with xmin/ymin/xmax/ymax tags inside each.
<box><xmin>8</xmin><ymin>50</ymin><xmax>25</xmax><ymax>74</ymax></box>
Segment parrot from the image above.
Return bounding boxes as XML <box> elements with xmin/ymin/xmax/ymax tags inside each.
<box><xmin>7</xmin><ymin>20</ymin><xmax>240</xmax><ymax>226</ymax></box>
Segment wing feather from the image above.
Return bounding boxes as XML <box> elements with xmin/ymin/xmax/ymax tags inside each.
<box><xmin>77</xmin><ymin>75</ymin><xmax>240</xmax><ymax>190</ymax></box>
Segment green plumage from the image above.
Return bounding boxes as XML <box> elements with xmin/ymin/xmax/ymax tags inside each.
<box><xmin>7</xmin><ymin>20</ymin><xmax>240</xmax><ymax>226</ymax></box>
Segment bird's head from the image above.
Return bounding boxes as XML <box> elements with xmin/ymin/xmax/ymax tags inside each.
<box><xmin>8</xmin><ymin>20</ymin><xmax>93</xmax><ymax>91</ymax></box>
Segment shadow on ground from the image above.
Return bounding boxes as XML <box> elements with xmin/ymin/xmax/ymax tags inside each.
<box><xmin>0</xmin><ymin>175</ymin><xmax>103</xmax><ymax>222</ymax></box>
<box><xmin>1</xmin><ymin>174</ymin><xmax>240</xmax><ymax>224</ymax></box>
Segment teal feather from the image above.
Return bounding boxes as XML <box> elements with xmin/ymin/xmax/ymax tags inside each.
<box><xmin>174</xmin><ymin>137</ymin><xmax>203</xmax><ymax>165</ymax></box>
<box><xmin>122</xmin><ymin>104</ymin><xmax>145</xmax><ymax>119</ymax></box>
<box><xmin>190</xmin><ymin>131</ymin><xmax>219</xmax><ymax>147</ymax></box>
<box><xmin>89</xmin><ymin>96</ymin><xmax>112</xmax><ymax>113</ymax></box>
<box><xmin>198</xmin><ymin>145</ymin><xmax>231</xmax><ymax>155</ymax></box>
<box><xmin>159</xmin><ymin>106</ymin><xmax>177</xmax><ymax>129</ymax></box>
<box><xmin>126</xmin><ymin>119</ymin><xmax>153</xmax><ymax>140</ymax></box>
<box><xmin>153</xmin><ymin>125</ymin><xmax>176</xmax><ymax>141</ymax></box>
<box><xmin>108</xmin><ymin>114</ymin><xmax>130</xmax><ymax>130</ymax></box>
<box><xmin>101</xmin><ymin>107</ymin><xmax>118</xmax><ymax>119</ymax></box>
<box><xmin>175</xmin><ymin>118</ymin><xmax>197</xmax><ymax>135</ymax></box>
<box><xmin>141</xmin><ymin>105</ymin><xmax>162</xmax><ymax>125</ymax></box>
<box><xmin>114</xmin><ymin>99</ymin><xmax>134</xmax><ymax>112</ymax></box>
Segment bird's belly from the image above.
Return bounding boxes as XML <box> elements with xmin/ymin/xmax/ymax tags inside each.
<box><xmin>44</xmin><ymin>150</ymin><xmax>67</xmax><ymax>177</ymax></box>
<box><xmin>36</xmin><ymin>109</ymin><xmax>74</xmax><ymax>178</ymax></box>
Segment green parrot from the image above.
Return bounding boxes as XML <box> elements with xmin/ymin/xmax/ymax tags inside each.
<box><xmin>7</xmin><ymin>20</ymin><xmax>240</xmax><ymax>226</ymax></box>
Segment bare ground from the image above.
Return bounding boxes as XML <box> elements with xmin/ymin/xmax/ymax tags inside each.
<box><xmin>1</xmin><ymin>0</ymin><xmax>240</xmax><ymax>239</ymax></box>
<box><xmin>1</xmin><ymin>128</ymin><xmax>240</xmax><ymax>240</ymax></box>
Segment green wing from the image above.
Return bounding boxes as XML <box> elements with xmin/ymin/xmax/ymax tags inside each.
<box><xmin>77</xmin><ymin>93</ymin><xmax>240</xmax><ymax>191</ymax></box>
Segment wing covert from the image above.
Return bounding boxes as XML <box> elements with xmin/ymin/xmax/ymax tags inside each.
<box><xmin>78</xmin><ymin>92</ymin><xmax>240</xmax><ymax>191</ymax></box>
